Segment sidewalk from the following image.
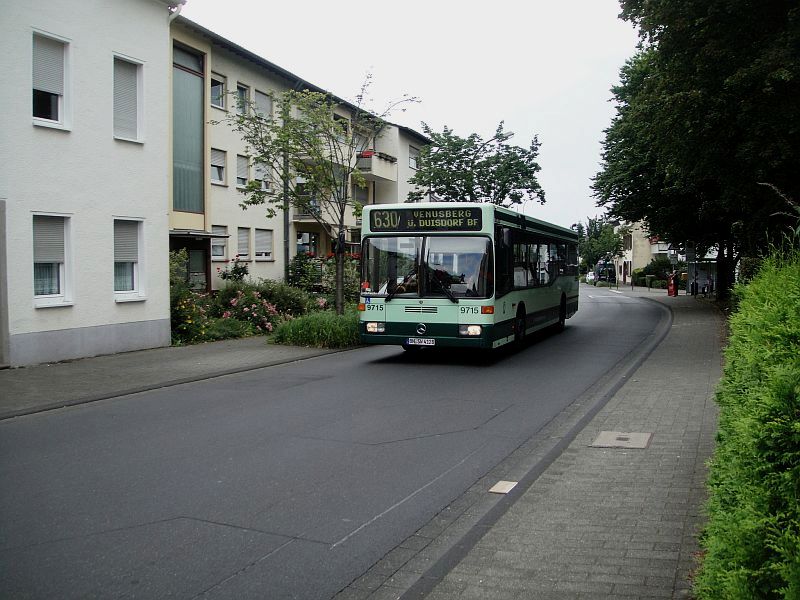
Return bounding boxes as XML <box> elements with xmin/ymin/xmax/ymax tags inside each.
<box><xmin>0</xmin><ymin>337</ymin><xmax>338</xmax><ymax>420</ymax></box>
<box><xmin>416</xmin><ymin>288</ymin><xmax>724</xmax><ymax>599</ymax></box>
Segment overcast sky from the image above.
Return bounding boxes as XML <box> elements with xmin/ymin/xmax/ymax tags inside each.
<box><xmin>180</xmin><ymin>0</ymin><xmax>640</xmax><ymax>228</ymax></box>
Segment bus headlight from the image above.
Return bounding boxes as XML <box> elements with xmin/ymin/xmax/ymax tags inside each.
<box><xmin>459</xmin><ymin>325</ymin><xmax>482</xmax><ymax>336</ymax></box>
<box><xmin>366</xmin><ymin>322</ymin><xmax>385</xmax><ymax>333</ymax></box>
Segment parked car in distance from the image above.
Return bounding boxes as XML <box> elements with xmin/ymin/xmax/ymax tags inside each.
<box><xmin>585</xmin><ymin>271</ymin><xmax>596</xmax><ymax>284</ymax></box>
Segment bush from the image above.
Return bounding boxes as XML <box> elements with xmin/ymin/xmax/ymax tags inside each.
<box><xmin>272</xmin><ymin>307</ymin><xmax>360</xmax><ymax>348</ymax></box>
<box><xmin>220</xmin><ymin>288</ymin><xmax>280</xmax><ymax>334</ymax></box>
<box><xmin>203</xmin><ymin>317</ymin><xmax>254</xmax><ymax>340</ymax></box>
<box><xmin>694</xmin><ymin>251</ymin><xmax>800</xmax><ymax>598</ymax></box>
<box><xmin>171</xmin><ymin>289</ymin><xmax>211</xmax><ymax>344</ymax></box>
<box><xmin>253</xmin><ymin>279</ymin><xmax>317</xmax><ymax>317</ymax></box>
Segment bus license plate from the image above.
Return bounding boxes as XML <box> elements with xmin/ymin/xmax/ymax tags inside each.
<box><xmin>407</xmin><ymin>337</ymin><xmax>435</xmax><ymax>346</ymax></box>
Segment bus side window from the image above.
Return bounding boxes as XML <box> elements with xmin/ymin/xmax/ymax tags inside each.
<box><xmin>513</xmin><ymin>235</ymin><xmax>527</xmax><ymax>288</ymax></box>
<box><xmin>494</xmin><ymin>226</ymin><xmax>513</xmax><ymax>296</ymax></box>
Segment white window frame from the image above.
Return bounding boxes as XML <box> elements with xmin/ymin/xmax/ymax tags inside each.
<box><xmin>254</xmin><ymin>228</ymin><xmax>273</xmax><ymax>261</ymax></box>
<box><xmin>236</xmin><ymin>83</ymin><xmax>249</xmax><ymax>115</ymax></box>
<box><xmin>409</xmin><ymin>145</ymin><xmax>420</xmax><ymax>170</ymax></box>
<box><xmin>236</xmin><ymin>155</ymin><xmax>249</xmax><ymax>188</ymax></box>
<box><xmin>211</xmin><ymin>225</ymin><xmax>227</xmax><ymax>261</ymax></box>
<box><xmin>32</xmin><ymin>31</ymin><xmax>71</xmax><ymax>130</ymax></box>
<box><xmin>254</xmin><ymin>89</ymin><xmax>272</xmax><ymax>118</ymax></box>
<box><xmin>237</xmin><ymin>227</ymin><xmax>250</xmax><ymax>260</ymax></box>
<box><xmin>33</xmin><ymin>212</ymin><xmax>73</xmax><ymax>308</ymax></box>
<box><xmin>113</xmin><ymin>55</ymin><xmax>143</xmax><ymax>142</ymax></box>
<box><xmin>113</xmin><ymin>218</ymin><xmax>146</xmax><ymax>302</ymax></box>
<box><xmin>253</xmin><ymin>161</ymin><xmax>272</xmax><ymax>192</ymax></box>
<box><xmin>211</xmin><ymin>148</ymin><xmax>226</xmax><ymax>184</ymax></box>
<box><xmin>210</xmin><ymin>73</ymin><xmax>226</xmax><ymax>110</ymax></box>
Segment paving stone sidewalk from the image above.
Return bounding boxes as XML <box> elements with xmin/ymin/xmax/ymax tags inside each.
<box><xmin>420</xmin><ymin>292</ymin><xmax>723</xmax><ymax>599</ymax></box>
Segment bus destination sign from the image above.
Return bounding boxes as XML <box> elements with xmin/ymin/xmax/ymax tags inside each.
<box><xmin>370</xmin><ymin>207</ymin><xmax>483</xmax><ymax>232</ymax></box>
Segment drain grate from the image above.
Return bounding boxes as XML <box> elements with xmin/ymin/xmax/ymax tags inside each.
<box><xmin>591</xmin><ymin>431</ymin><xmax>653</xmax><ymax>449</ymax></box>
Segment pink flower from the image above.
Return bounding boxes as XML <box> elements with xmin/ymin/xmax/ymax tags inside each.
<box><xmin>222</xmin><ymin>311</ymin><xmax>232</xmax><ymax>318</ymax></box>
<box><xmin>244</xmin><ymin>307</ymin><xmax>250</xmax><ymax>312</ymax></box>
<box><xmin>230</xmin><ymin>298</ymin><xmax>238</xmax><ymax>307</ymax></box>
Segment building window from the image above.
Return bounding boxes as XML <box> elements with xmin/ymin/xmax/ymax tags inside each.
<box><xmin>113</xmin><ymin>57</ymin><xmax>141</xmax><ymax>140</ymax></box>
<box><xmin>172</xmin><ymin>44</ymin><xmax>204</xmax><ymax>213</ymax></box>
<box><xmin>255</xmin><ymin>229</ymin><xmax>273</xmax><ymax>260</ymax></box>
<box><xmin>32</xmin><ymin>34</ymin><xmax>66</xmax><ymax>124</ymax></box>
<box><xmin>254</xmin><ymin>90</ymin><xmax>272</xmax><ymax>118</ymax></box>
<box><xmin>33</xmin><ymin>214</ymin><xmax>71</xmax><ymax>306</ymax></box>
<box><xmin>211</xmin><ymin>148</ymin><xmax>226</xmax><ymax>184</ymax></box>
<box><xmin>114</xmin><ymin>219</ymin><xmax>141</xmax><ymax>295</ymax></box>
<box><xmin>211</xmin><ymin>225</ymin><xmax>227</xmax><ymax>260</ymax></box>
<box><xmin>409</xmin><ymin>146</ymin><xmax>420</xmax><ymax>170</ymax></box>
<box><xmin>296</xmin><ymin>232</ymin><xmax>318</xmax><ymax>256</ymax></box>
<box><xmin>236</xmin><ymin>155</ymin><xmax>249</xmax><ymax>187</ymax></box>
<box><xmin>236</xmin><ymin>84</ymin><xmax>249</xmax><ymax>114</ymax></box>
<box><xmin>333</xmin><ymin>113</ymin><xmax>349</xmax><ymax>142</ymax></box>
<box><xmin>352</xmin><ymin>182</ymin><xmax>368</xmax><ymax>205</ymax></box>
<box><xmin>210</xmin><ymin>73</ymin><xmax>226</xmax><ymax>109</ymax></box>
<box><xmin>253</xmin><ymin>161</ymin><xmax>272</xmax><ymax>192</ymax></box>
<box><xmin>238</xmin><ymin>227</ymin><xmax>250</xmax><ymax>259</ymax></box>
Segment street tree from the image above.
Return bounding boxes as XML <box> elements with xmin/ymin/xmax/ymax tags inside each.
<box><xmin>593</xmin><ymin>1</ymin><xmax>800</xmax><ymax>298</ymax></box>
<box><xmin>407</xmin><ymin>122</ymin><xmax>545</xmax><ymax>207</ymax></box>
<box><xmin>575</xmin><ymin>217</ymin><xmax>624</xmax><ymax>272</ymax></box>
<box><xmin>221</xmin><ymin>78</ymin><xmax>414</xmax><ymax>314</ymax></box>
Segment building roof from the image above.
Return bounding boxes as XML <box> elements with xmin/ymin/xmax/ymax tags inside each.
<box><xmin>173</xmin><ymin>16</ymin><xmax>429</xmax><ymax>145</ymax></box>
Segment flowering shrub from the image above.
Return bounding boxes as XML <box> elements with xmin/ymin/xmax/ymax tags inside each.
<box><xmin>217</xmin><ymin>255</ymin><xmax>249</xmax><ymax>282</ymax></box>
<box><xmin>171</xmin><ymin>290</ymin><xmax>211</xmax><ymax>343</ymax></box>
<box><xmin>222</xmin><ymin>289</ymin><xmax>280</xmax><ymax>334</ymax></box>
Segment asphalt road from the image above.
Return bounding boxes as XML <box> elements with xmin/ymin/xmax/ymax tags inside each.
<box><xmin>0</xmin><ymin>289</ymin><xmax>663</xmax><ymax>599</ymax></box>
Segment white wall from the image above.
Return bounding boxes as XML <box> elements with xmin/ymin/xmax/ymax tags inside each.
<box><xmin>202</xmin><ymin>39</ymin><xmax>290</xmax><ymax>288</ymax></box>
<box><xmin>0</xmin><ymin>0</ymin><xmax>173</xmax><ymax>365</ymax></box>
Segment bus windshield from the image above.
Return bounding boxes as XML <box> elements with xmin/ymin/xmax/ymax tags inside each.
<box><xmin>361</xmin><ymin>236</ymin><xmax>493</xmax><ymax>299</ymax></box>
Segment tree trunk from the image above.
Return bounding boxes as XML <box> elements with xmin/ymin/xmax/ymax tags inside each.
<box><xmin>335</xmin><ymin>250</ymin><xmax>345</xmax><ymax>315</ymax></box>
<box><xmin>715</xmin><ymin>241</ymin><xmax>735</xmax><ymax>301</ymax></box>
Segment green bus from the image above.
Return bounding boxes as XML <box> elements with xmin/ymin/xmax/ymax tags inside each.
<box><xmin>358</xmin><ymin>202</ymin><xmax>579</xmax><ymax>350</ymax></box>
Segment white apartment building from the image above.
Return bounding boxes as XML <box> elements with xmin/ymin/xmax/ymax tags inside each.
<box><xmin>170</xmin><ymin>17</ymin><xmax>428</xmax><ymax>291</ymax></box>
<box><xmin>0</xmin><ymin>0</ymin><xmax>180</xmax><ymax>367</ymax></box>
<box><xmin>614</xmin><ymin>221</ymin><xmax>671</xmax><ymax>283</ymax></box>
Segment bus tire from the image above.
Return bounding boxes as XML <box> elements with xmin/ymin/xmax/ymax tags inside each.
<box><xmin>555</xmin><ymin>296</ymin><xmax>567</xmax><ymax>332</ymax></box>
<box><xmin>514</xmin><ymin>306</ymin><xmax>526</xmax><ymax>346</ymax></box>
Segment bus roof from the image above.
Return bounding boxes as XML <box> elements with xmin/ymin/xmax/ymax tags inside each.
<box><xmin>362</xmin><ymin>202</ymin><xmax>578</xmax><ymax>242</ymax></box>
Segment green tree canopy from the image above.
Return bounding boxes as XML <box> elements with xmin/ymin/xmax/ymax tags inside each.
<box><xmin>408</xmin><ymin>122</ymin><xmax>545</xmax><ymax>207</ymax></box>
<box><xmin>593</xmin><ymin>1</ymin><xmax>800</xmax><ymax>297</ymax></box>
<box><xmin>576</xmin><ymin>217</ymin><xmax>624</xmax><ymax>271</ymax></box>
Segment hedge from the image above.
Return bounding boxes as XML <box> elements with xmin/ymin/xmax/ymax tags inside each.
<box><xmin>695</xmin><ymin>251</ymin><xmax>800</xmax><ymax>598</ymax></box>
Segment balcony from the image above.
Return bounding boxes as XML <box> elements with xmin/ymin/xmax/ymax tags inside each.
<box><xmin>292</xmin><ymin>198</ymin><xmax>321</xmax><ymax>222</ymax></box>
<box><xmin>356</xmin><ymin>150</ymin><xmax>397</xmax><ymax>182</ymax></box>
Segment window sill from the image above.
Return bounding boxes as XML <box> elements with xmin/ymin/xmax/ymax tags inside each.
<box><xmin>255</xmin><ymin>258</ymin><xmax>274</xmax><ymax>262</ymax></box>
<box><xmin>211</xmin><ymin>181</ymin><xmax>227</xmax><ymax>187</ymax></box>
<box><xmin>212</xmin><ymin>258</ymin><xmax>228</xmax><ymax>262</ymax></box>
<box><xmin>211</xmin><ymin>104</ymin><xmax>227</xmax><ymax>111</ymax></box>
<box><xmin>115</xmin><ymin>294</ymin><xmax>147</xmax><ymax>303</ymax></box>
<box><xmin>114</xmin><ymin>135</ymin><xmax>144</xmax><ymax>145</ymax></box>
<box><xmin>33</xmin><ymin>118</ymin><xmax>70</xmax><ymax>132</ymax></box>
<box><xmin>34</xmin><ymin>297</ymin><xmax>73</xmax><ymax>309</ymax></box>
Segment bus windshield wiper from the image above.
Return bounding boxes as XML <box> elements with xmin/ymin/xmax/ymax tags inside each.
<box><xmin>430</xmin><ymin>273</ymin><xmax>458</xmax><ymax>303</ymax></box>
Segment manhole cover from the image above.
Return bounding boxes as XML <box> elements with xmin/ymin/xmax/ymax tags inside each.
<box><xmin>591</xmin><ymin>431</ymin><xmax>653</xmax><ymax>449</ymax></box>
